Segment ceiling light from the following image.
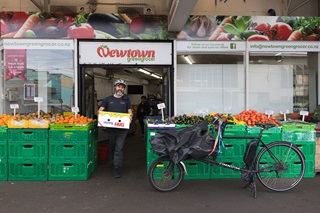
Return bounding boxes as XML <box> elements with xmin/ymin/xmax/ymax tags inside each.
<box><xmin>137</xmin><ymin>68</ymin><xmax>151</xmax><ymax>75</ymax></box>
<box><xmin>150</xmin><ymin>73</ymin><xmax>162</xmax><ymax>79</ymax></box>
<box><xmin>183</xmin><ymin>55</ymin><xmax>193</xmax><ymax>64</ymax></box>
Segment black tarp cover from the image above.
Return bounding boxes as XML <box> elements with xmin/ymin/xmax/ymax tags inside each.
<box><xmin>150</xmin><ymin>121</ymin><xmax>215</xmax><ymax>164</ymax></box>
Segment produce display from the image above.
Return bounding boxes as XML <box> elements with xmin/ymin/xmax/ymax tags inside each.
<box><xmin>167</xmin><ymin>110</ymin><xmax>279</xmax><ymax>126</ymax></box>
<box><xmin>0</xmin><ymin>110</ymin><xmax>94</xmax><ymax>127</ymax></box>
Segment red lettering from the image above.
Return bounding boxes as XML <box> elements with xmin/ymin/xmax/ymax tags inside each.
<box><xmin>114</xmin><ymin>122</ymin><xmax>124</xmax><ymax>127</ymax></box>
<box><xmin>96</xmin><ymin>46</ymin><xmax>155</xmax><ymax>58</ymax></box>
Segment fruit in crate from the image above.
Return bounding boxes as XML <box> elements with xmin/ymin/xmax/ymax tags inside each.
<box><xmin>235</xmin><ymin>110</ymin><xmax>279</xmax><ymax>126</ymax></box>
<box><xmin>51</xmin><ymin>114</ymin><xmax>93</xmax><ymax>124</ymax></box>
<box><xmin>0</xmin><ymin>114</ymin><xmax>12</xmax><ymax>126</ymax></box>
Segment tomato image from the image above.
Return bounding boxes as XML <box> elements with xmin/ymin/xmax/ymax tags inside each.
<box><xmin>130</xmin><ymin>17</ymin><xmax>145</xmax><ymax>34</ymax></box>
<box><xmin>67</xmin><ymin>23</ymin><xmax>95</xmax><ymax>38</ymax></box>
<box><xmin>253</xmin><ymin>23</ymin><xmax>272</xmax><ymax>39</ymax></box>
<box><xmin>270</xmin><ymin>23</ymin><xmax>293</xmax><ymax>40</ymax></box>
<box><xmin>57</xmin><ymin>15</ymin><xmax>74</xmax><ymax>29</ymax></box>
<box><xmin>247</xmin><ymin>34</ymin><xmax>269</xmax><ymax>41</ymax></box>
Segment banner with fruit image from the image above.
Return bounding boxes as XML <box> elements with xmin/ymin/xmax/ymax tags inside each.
<box><xmin>5</xmin><ymin>49</ymin><xmax>27</xmax><ymax>81</ymax></box>
<box><xmin>0</xmin><ymin>12</ymin><xmax>319</xmax><ymax>41</ymax></box>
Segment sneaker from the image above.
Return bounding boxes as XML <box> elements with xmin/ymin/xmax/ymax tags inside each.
<box><xmin>113</xmin><ymin>168</ymin><xmax>121</xmax><ymax>178</ymax></box>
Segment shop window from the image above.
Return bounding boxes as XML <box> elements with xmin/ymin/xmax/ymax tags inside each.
<box><xmin>176</xmin><ymin>53</ymin><xmax>245</xmax><ymax>115</ymax></box>
<box><xmin>248</xmin><ymin>52</ymin><xmax>311</xmax><ymax>114</ymax></box>
<box><xmin>3</xmin><ymin>49</ymin><xmax>74</xmax><ymax>115</ymax></box>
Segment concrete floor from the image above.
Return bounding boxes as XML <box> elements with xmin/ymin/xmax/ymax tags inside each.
<box><xmin>1</xmin><ymin>133</ymin><xmax>320</xmax><ymax>213</ymax></box>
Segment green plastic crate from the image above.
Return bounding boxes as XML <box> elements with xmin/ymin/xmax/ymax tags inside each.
<box><xmin>8</xmin><ymin>161</ymin><xmax>48</xmax><ymax>181</ymax></box>
<box><xmin>211</xmin><ymin>161</ymin><xmax>244</xmax><ymax>179</ymax></box>
<box><xmin>0</xmin><ymin>143</ymin><xmax>7</xmax><ymax>159</ymax></box>
<box><xmin>294</xmin><ymin>141</ymin><xmax>315</xmax><ymax>161</ymax></box>
<box><xmin>216</xmin><ymin>141</ymin><xmax>246</xmax><ymax>161</ymax></box>
<box><xmin>7</xmin><ymin>129</ymin><xmax>48</xmax><ymax>143</ymax></box>
<box><xmin>282</xmin><ymin>123</ymin><xmax>315</xmax><ymax>131</ymax></box>
<box><xmin>282</xmin><ymin>130</ymin><xmax>316</xmax><ymax>143</ymax></box>
<box><xmin>49</xmin><ymin>141</ymin><xmax>93</xmax><ymax>161</ymax></box>
<box><xmin>0</xmin><ymin>158</ymin><xmax>7</xmax><ymax>181</ymax></box>
<box><xmin>146</xmin><ymin>149</ymin><xmax>162</xmax><ymax>171</ymax></box>
<box><xmin>49</xmin><ymin>129</ymin><xmax>93</xmax><ymax>143</ymax></box>
<box><xmin>48</xmin><ymin>159</ymin><xmax>93</xmax><ymax>181</ymax></box>
<box><xmin>183</xmin><ymin>159</ymin><xmax>211</xmax><ymax>180</ymax></box>
<box><xmin>0</xmin><ymin>126</ymin><xmax>7</xmax><ymax>143</ymax></box>
<box><xmin>247</xmin><ymin>126</ymin><xmax>282</xmax><ymax>144</ymax></box>
<box><xmin>8</xmin><ymin>142</ymin><xmax>48</xmax><ymax>162</ymax></box>
<box><xmin>49</xmin><ymin>123</ymin><xmax>92</xmax><ymax>130</ymax></box>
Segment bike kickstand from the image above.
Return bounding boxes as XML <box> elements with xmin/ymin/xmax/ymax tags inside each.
<box><xmin>247</xmin><ymin>181</ymin><xmax>257</xmax><ymax>199</ymax></box>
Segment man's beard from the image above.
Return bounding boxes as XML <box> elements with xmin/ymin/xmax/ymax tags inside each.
<box><xmin>115</xmin><ymin>90</ymin><xmax>124</xmax><ymax>96</ymax></box>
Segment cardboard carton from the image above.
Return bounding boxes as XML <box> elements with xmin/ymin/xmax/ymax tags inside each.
<box><xmin>98</xmin><ymin>111</ymin><xmax>130</xmax><ymax>129</ymax></box>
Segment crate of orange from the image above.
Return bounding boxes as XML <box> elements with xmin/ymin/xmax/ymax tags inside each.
<box><xmin>49</xmin><ymin>114</ymin><xmax>93</xmax><ymax>130</ymax></box>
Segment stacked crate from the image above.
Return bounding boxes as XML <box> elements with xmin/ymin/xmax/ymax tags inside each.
<box><xmin>282</xmin><ymin>123</ymin><xmax>316</xmax><ymax>178</ymax></box>
<box><xmin>211</xmin><ymin>124</ymin><xmax>247</xmax><ymax>179</ymax></box>
<box><xmin>7</xmin><ymin>128</ymin><xmax>49</xmax><ymax>181</ymax></box>
<box><xmin>48</xmin><ymin>124</ymin><xmax>96</xmax><ymax>180</ymax></box>
<box><xmin>0</xmin><ymin>126</ymin><xmax>7</xmax><ymax>181</ymax></box>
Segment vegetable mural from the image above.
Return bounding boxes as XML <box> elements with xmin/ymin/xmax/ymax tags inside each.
<box><xmin>0</xmin><ymin>12</ymin><xmax>319</xmax><ymax>40</ymax></box>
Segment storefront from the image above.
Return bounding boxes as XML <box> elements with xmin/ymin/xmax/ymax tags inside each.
<box><xmin>175</xmin><ymin>40</ymin><xmax>320</xmax><ymax>116</ymax></box>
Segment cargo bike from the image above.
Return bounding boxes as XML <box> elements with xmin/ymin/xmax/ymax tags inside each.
<box><xmin>147</xmin><ymin>118</ymin><xmax>306</xmax><ymax>198</ymax></box>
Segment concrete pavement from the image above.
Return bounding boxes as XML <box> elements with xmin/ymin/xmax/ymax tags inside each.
<box><xmin>0</xmin><ymin>133</ymin><xmax>319</xmax><ymax>213</ymax></box>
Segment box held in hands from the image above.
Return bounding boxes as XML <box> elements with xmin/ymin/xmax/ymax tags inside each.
<box><xmin>98</xmin><ymin>111</ymin><xmax>130</xmax><ymax>129</ymax></box>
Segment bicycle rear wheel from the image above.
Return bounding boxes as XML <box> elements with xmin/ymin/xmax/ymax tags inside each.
<box><xmin>147</xmin><ymin>156</ymin><xmax>184</xmax><ymax>192</ymax></box>
<box><xmin>255</xmin><ymin>141</ymin><xmax>305</xmax><ymax>192</ymax></box>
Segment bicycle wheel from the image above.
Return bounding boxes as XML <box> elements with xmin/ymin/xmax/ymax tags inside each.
<box><xmin>255</xmin><ymin>141</ymin><xmax>305</xmax><ymax>192</ymax></box>
<box><xmin>147</xmin><ymin>156</ymin><xmax>185</xmax><ymax>192</ymax></box>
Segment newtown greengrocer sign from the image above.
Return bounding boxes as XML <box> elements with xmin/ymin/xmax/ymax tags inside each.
<box><xmin>79</xmin><ymin>41</ymin><xmax>172</xmax><ymax>65</ymax></box>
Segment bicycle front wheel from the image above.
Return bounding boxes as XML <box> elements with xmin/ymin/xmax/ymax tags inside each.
<box><xmin>255</xmin><ymin>141</ymin><xmax>305</xmax><ymax>192</ymax></box>
<box><xmin>147</xmin><ymin>156</ymin><xmax>185</xmax><ymax>192</ymax></box>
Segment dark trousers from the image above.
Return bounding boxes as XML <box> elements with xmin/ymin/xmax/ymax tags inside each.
<box><xmin>139</xmin><ymin>118</ymin><xmax>145</xmax><ymax>134</ymax></box>
<box><xmin>107</xmin><ymin>128</ymin><xmax>128</xmax><ymax>168</ymax></box>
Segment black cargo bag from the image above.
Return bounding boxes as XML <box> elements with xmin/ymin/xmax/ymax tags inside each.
<box><xmin>150</xmin><ymin>121</ymin><xmax>215</xmax><ymax>164</ymax></box>
<box><xmin>243</xmin><ymin>140</ymin><xmax>259</xmax><ymax>166</ymax></box>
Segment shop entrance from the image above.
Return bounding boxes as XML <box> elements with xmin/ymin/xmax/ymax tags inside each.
<box><xmin>78</xmin><ymin>40</ymin><xmax>174</xmax><ymax>120</ymax></box>
<box><xmin>78</xmin><ymin>65</ymin><xmax>173</xmax><ymax>120</ymax></box>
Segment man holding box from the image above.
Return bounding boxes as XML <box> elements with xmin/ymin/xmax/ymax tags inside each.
<box><xmin>98</xmin><ymin>79</ymin><xmax>133</xmax><ymax>178</ymax></box>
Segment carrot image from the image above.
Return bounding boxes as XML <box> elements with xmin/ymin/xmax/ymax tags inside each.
<box><xmin>13</xmin><ymin>13</ymin><xmax>40</xmax><ymax>38</ymax></box>
<box><xmin>119</xmin><ymin>14</ymin><xmax>132</xmax><ymax>24</ymax></box>
<box><xmin>209</xmin><ymin>16</ymin><xmax>233</xmax><ymax>40</ymax></box>
<box><xmin>1</xmin><ymin>31</ymin><xmax>17</xmax><ymax>38</ymax></box>
<box><xmin>287</xmin><ymin>30</ymin><xmax>303</xmax><ymax>41</ymax></box>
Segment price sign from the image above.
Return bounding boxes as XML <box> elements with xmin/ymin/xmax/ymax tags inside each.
<box><xmin>10</xmin><ymin>104</ymin><xmax>19</xmax><ymax>109</ymax></box>
<box><xmin>300</xmin><ymin>111</ymin><xmax>309</xmax><ymax>122</ymax></box>
<box><xmin>72</xmin><ymin>107</ymin><xmax>79</xmax><ymax>118</ymax></box>
<box><xmin>157</xmin><ymin>103</ymin><xmax>166</xmax><ymax>109</ymax></box>
<box><xmin>265</xmin><ymin>110</ymin><xmax>274</xmax><ymax>118</ymax></box>
<box><xmin>10</xmin><ymin>104</ymin><xmax>19</xmax><ymax>116</ymax></box>
<box><xmin>34</xmin><ymin>97</ymin><xmax>43</xmax><ymax>102</ymax></box>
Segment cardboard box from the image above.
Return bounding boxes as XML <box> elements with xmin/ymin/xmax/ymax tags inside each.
<box><xmin>7</xmin><ymin>119</ymin><xmax>29</xmax><ymax>128</ymax></box>
<box><xmin>29</xmin><ymin>119</ymin><xmax>50</xmax><ymax>128</ymax></box>
<box><xmin>98</xmin><ymin>111</ymin><xmax>130</xmax><ymax>129</ymax></box>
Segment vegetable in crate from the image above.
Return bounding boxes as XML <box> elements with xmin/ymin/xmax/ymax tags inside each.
<box><xmin>235</xmin><ymin>109</ymin><xmax>279</xmax><ymax>126</ymax></box>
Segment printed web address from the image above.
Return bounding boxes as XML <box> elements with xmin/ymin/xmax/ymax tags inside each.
<box><xmin>4</xmin><ymin>42</ymin><xmax>72</xmax><ymax>48</ymax></box>
<box><xmin>250</xmin><ymin>44</ymin><xmax>319</xmax><ymax>49</ymax></box>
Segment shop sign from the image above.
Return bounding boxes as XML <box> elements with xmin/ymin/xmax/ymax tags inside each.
<box><xmin>5</xmin><ymin>49</ymin><xmax>27</xmax><ymax>81</ymax></box>
<box><xmin>177</xmin><ymin>41</ymin><xmax>246</xmax><ymax>53</ymax></box>
<box><xmin>248</xmin><ymin>41</ymin><xmax>320</xmax><ymax>52</ymax></box>
<box><xmin>79</xmin><ymin>42</ymin><xmax>172</xmax><ymax>65</ymax></box>
<box><xmin>2</xmin><ymin>39</ymin><xmax>74</xmax><ymax>50</ymax></box>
